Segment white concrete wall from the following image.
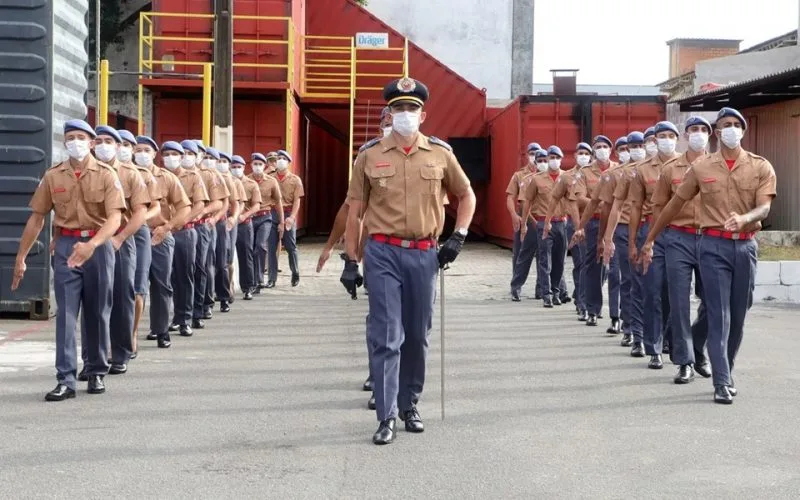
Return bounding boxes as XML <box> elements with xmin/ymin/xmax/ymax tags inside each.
<box><xmin>364</xmin><ymin>0</ymin><xmax>514</xmax><ymax>99</ymax></box>
<box><xmin>754</xmin><ymin>261</ymin><xmax>800</xmax><ymax>303</ymax></box>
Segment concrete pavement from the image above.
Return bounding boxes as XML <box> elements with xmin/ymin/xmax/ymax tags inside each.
<box><xmin>1</xmin><ymin>242</ymin><xmax>799</xmax><ymax>499</ymax></box>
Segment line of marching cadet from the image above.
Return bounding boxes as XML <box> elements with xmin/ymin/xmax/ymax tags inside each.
<box><xmin>506</xmin><ymin>107</ymin><xmax>776</xmax><ymax>404</ymax></box>
<box><xmin>12</xmin><ymin>119</ymin><xmax>304</xmax><ymax>402</ymax></box>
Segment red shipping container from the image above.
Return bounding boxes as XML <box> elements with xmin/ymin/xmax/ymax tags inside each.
<box><xmin>484</xmin><ymin>95</ymin><xmax>666</xmax><ymax>246</ymax></box>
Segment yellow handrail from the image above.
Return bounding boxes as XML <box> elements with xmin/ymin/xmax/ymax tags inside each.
<box><xmin>98</xmin><ymin>60</ymin><xmax>109</xmax><ymax>125</ymax></box>
<box><xmin>348</xmin><ymin>37</ymin><xmax>356</xmax><ymax>182</ymax></box>
<box><xmin>202</xmin><ymin>63</ymin><xmax>212</xmax><ymax>146</ymax></box>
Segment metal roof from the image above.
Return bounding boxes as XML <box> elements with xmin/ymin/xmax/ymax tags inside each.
<box><xmin>674</xmin><ymin>65</ymin><xmax>800</xmax><ymax>111</ymax></box>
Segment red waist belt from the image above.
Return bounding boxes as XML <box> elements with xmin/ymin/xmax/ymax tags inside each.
<box><xmin>591</xmin><ymin>213</ymin><xmax>602</xmax><ymax>220</ymax></box>
<box><xmin>114</xmin><ymin>224</ymin><xmax>127</xmax><ymax>236</ymax></box>
<box><xmin>702</xmin><ymin>229</ymin><xmax>756</xmax><ymax>240</ymax></box>
<box><xmin>239</xmin><ymin>218</ymin><xmax>252</xmax><ymax>225</ymax></box>
<box><xmin>534</xmin><ymin>216</ymin><xmax>566</xmax><ymax>222</ymax></box>
<box><xmin>179</xmin><ymin>222</ymin><xmax>195</xmax><ymax>231</ymax></box>
<box><xmin>253</xmin><ymin>209</ymin><xmax>271</xmax><ymax>218</ymax></box>
<box><xmin>371</xmin><ymin>234</ymin><xmax>437</xmax><ymax>251</ymax></box>
<box><xmin>60</xmin><ymin>228</ymin><xmax>98</xmax><ymax>238</ymax></box>
<box><xmin>668</xmin><ymin>224</ymin><xmax>702</xmax><ymax>235</ymax></box>
<box><xmin>643</xmin><ymin>215</ymin><xmax>653</xmax><ymax>224</ymax></box>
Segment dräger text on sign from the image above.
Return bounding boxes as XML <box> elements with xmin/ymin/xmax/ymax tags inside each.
<box><xmin>355</xmin><ymin>32</ymin><xmax>389</xmax><ymax>49</ymax></box>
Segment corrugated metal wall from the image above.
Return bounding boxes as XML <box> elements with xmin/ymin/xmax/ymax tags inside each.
<box><xmin>484</xmin><ymin>96</ymin><xmax>665</xmax><ymax>245</ymax></box>
<box><xmin>741</xmin><ymin>99</ymin><xmax>800</xmax><ymax>231</ymax></box>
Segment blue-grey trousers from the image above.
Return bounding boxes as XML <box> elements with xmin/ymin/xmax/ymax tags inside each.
<box><xmin>510</xmin><ymin>221</ymin><xmax>537</xmax><ymax>293</ymax></box>
<box><xmin>150</xmin><ymin>233</ymin><xmax>175</xmax><ymax>340</ymax></box>
<box><xmin>171</xmin><ymin>227</ymin><xmax>197</xmax><ymax>326</ymax></box>
<box><xmin>268</xmin><ymin>212</ymin><xmax>299</xmax><ymax>281</ymax></box>
<box><xmin>364</xmin><ymin>239</ymin><xmax>438</xmax><ymax>421</ymax></box>
<box><xmin>202</xmin><ymin>224</ymin><xmax>217</xmax><ymax>313</ymax></box>
<box><xmin>133</xmin><ymin>225</ymin><xmax>152</xmax><ymax>296</ymax></box>
<box><xmin>252</xmin><ymin>213</ymin><xmax>272</xmax><ymax>285</ymax></box>
<box><xmin>644</xmin><ymin>232</ymin><xmax>671</xmax><ymax>356</ymax></box>
<box><xmin>192</xmin><ymin>224</ymin><xmax>212</xmax><ymax>319</ymax></box>
<box><xmin>215</xmin><ymin>220</ymin><xmax>231</xmax><ymax>301</ymax></box>
<box><xmin>698</xmin><ymin>235</ymin><xmax>757</xmax><ymax>388</ymax></box>
<box><xmin>236</xmin><ymin>220</ymin><xmax>255</xmax><ymax>291</ymax></box>
<box><xmin>582</xmin><ymin>219</ymin><xmax>605</xmax><ymax>316</ymax></box>
<box><xmin>614</xmin><ymin>225</ymin><xmax>635</xmax><ymax>337</ymax></box>
<box><xmin>566</xmin><ymin>220</ymin><xmax>585</xmax><ymax>311</ymax></box>
<box><xmin>109</xmin><ymin>236</ymin><xmax>136</xmax><ymax>364</ymax></box>
<box><xmin>536</xmin><ymin>220</ymin><xmax>566</xmax><ymax>299</ymax></box>
<box><xmin>54</xmin><ymin>237</ymin><xmax>114</xmax><ymax>389</ymax></box>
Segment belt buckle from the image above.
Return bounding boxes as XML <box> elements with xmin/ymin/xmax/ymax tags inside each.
<box><xmin>80</xmin><ymin>230</ymin><xmax>91</xmax><ymax>238</ymax></box>
<box><xmin>400</xmin><ymin>239</ymin><xmax>411</xmax><ymax>249</ymax></box>
<box><xmin>732</xmin><ymin>232</ymin><xmax>740</xmax><ymax>240</ymax></box>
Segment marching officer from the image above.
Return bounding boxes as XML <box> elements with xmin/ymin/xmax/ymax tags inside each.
<box><xmin>266</xmin><ymin>151</ymin><xmax>278</xmax><ymax>175</ymax></box>
<box><xmin>192</xmin><ymin>145</ymin><xmax>229</xmax><ymax>326</ymax></box>
<box><xmin>249</xmin><ymin>153</ymin><xmax>284</xmax><ymax>290</ymax></box>
<box><xmin>13</xmin><ymin>119</ymin><xmax>125</xmax><ymax>400</ymax></box>
<box><xmin>213</xmin><ymin>151</ymin><xmax>240</xmax><ymax>313</ymax></box>
<box><xmin>227</xmin><ymin>155</ymin><xmax>248</xmax><ymax>299</ymax></box>
<box><xmin>119</xmin><ymin>130</ymin><xmax>161</xmax><ymax>359</ymax></box>
<box><xmin>520</xmin><ymin>145</ymin><xmax>569</xmax><ymax>308</ymax></box>
<box><xmin>628</xmin><ymin>121</ymin><xmax>680</xmax><ymax>366</ymax></box>
<box><xmin>135</xmin><ymin>136</ymin><xmax>190</xmax><ymax>348</ymax></box>
<box><xmin>232</xmin><ymin>156</ymin><xmax>262</xmax><ymax>299</ymax></box>
<box><xmin>90</xmin><ymin>125</ymin><xmax>150</xmax><ymax>376</ymax></box>
<box><xmin>507</xmin><ymin>142</ymin><xmax>541</xmax><ymax>301</ymax></box>
<box><xmin>615</xmin><ymin>136</ymin><xmax>630</xmax><ymax>165</ymax></box>
<box><xmin>166</xmin><ymin>141</ymin><xmax>208</xmax><ymax>338</ymax></box>
<box><xmin>341</xmin><ymin>77</ymin><xmax>476</xmax><ymax>444</ymax></box>
<box><xmin>269</xmin><ymin>150</ymin><xmax>304</xmax><ymax>287</ymax></box>
<box><xmin>644</xmin><ymin>126</ymin><xmax>658</xmax><ymax>159</ymax></box>
<box><xmin>600</xmin><ymin>131</ymin><xmax>648</xmax><ymax>347</ymax></box>
<box><xmin>641</xmin><ymin>107</ymin><xmax>776</xmax><ymax>404</ymax></box>
<box><xmin>650</xmin><ymin>116</ymin><xmax>712</xmax><ymax>384</ymax></box>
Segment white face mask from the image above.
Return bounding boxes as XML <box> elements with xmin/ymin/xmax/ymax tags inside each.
<box><xmin>163</xmin><ymin>155</ymin><xmax>180</xmax><ymax>170</ymax></box>
<box><xmin>252</xmin><ymin>164</ymin><xmax>265</xmax><ymax>175</ymax></box>
<box><xmin>181</xmin><ymin>155</ymin><xmax>196</xmax><ymax>168</ymax></box>
<box><xmin>94</xmin><ymin>143</ymin><xmax>117</xmax><ymax>162</ymax></box>
<box><xmin>594</xmin><ymin>148</ymin><xmax>610</xmax><ymax>162</ymax></box>
<box><xmin>688</xmin><ymin>132</ymin><xmax>709</xmax><ymax>152</ymax></box>
<box><xmin>528</xmin><ymin>154</ymin><xmax>537</xmax><ymax>166</ymax></box>
<box><xmin>576</xmin><ymin>154</ymin><xmax>591</xmax><ymax>167</ymax></box>
<box><xmin>645</xmin><ymin>142</ymin><xmax>658</xmax><ymax>158</ymax></box>
<box><xmin>392</xmin><ymin>111</ymin><xmax>421</xmax><ymax>137</ymax></box>
<box><xmin>382</xmin><ymin>127</ymin><xmax>392</xmax><ymax>138</ymax></box>
<box><xmin>536</xmin><ymin>161</ymin><xmax>548</xmax><ymax>172</ymax></box>
<box><xmin>202</xmin><ymin>159</ymin><xmax>217</xmax><ymax>170</ymax></box>
<box><xmin>65</xmin><ymin>139</ymin><xmax>91</xmax><ymax>161</ymax></box>
<box><xmin>118</xmin><ymin>146</ymin><xmax>133</xmax><ymax>163</ymax></box>
<box><xmin>629</xmin><ymin>147</ymin><xmax>646</xmax><ymax>162</ymax></box>
<box><xmin>548</xmin><ymin>159</ymin><xmax>561</xmax><ymax>170</ymax></box>
<box><xmin>195</xmin><ymin>154</ymin><xmax>204</xmax><ymax>166</ymax></box>
<box><xmin>276</xmin><ymin>159</ymin><xmax>289</xmax><ymax>171</ymax></box>
<box><xmin>134</xmin><ymin>152</ymin><xmax>152</xmax><ymax>167</ymax></box>
<box><xmin>231</xmin><ymin>167</ymin><xmax>244</xmax><ymax>178</ymax></box>
<box><xmin>720</xmin><ymin>127</ymin><xmax>743</xmax><ymax>149</ymax></box>
<box><xmin>618</xmin><ymin>151</ymin><xmax>630</xmax><ymax>164</ymax></box>
<box><xmin>657</xmin><ymin>137</ymin><xmax>677</xmax><ymax>155</ymax></box>
<box><xmin>216</xmin><ymin>160</ymin><xmax>230</xmax><ymax>174</ymax></box>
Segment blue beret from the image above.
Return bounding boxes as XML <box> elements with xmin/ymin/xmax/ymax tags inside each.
<box><xmin>547</xmin><ymin>145</ymin><xmax>564</xmax><ymax>158</ymax></box>
<box><xmin>716</xmin><ymin>107</ymin><xmax>746</xmax><ymax>130</ymax></box>
<box><xmin>266</xmin><ymin>151</ymin><xmax>278</xmax><ymax>159</ymax></box>
<box><xmin>380</xmin><ymin>106</ymin><xmax>391</xmax><ymax>120</ymax></box>
<box><xmin>383</xmin><ymin>77</ymin><xmax>429</xmax><ymax>107</ymax></box>
<box><xmin>231</xmin><ymin>155</ymin><xmax>246</xmax><ymax>166</ymax></box>
<box><xmin>654</xmin><ymin>121</ymin><xmax>680</xmax><ymax>136</ymax></box>
<box><xmin>685</xmin><ymin>116</ymin><xmax>712</xmax><ymax>132</ymax></box>
<box><xmin>64</xmin><ymin>119</ymin><xmax>96</xmax><ymax>138</ymax></box>
<box><xmin>118</xmin><ymin>129</ymin><xmax>137</xmax><ymax>145</ymax></box>
<box><xmin>277</xmin><ymin>149</ymin><xmax>292</xmax><ymax>162</ymax></box>
<box><xmin>644</xmin><ymin>126</ymin><xmax>656</xmax><ymax>139</ymax></box>
<box><xmin>136</xmin><ymin>135</ymin><xmax>158</xmax><ymax>151</ymax></box>
<box><xmin>534</xmin><ymin>149</ymin><xmax>548</xmax><ymax>159</ymax></box>
<box><xmin>205</xmin><ymin>147</ymin><xmax>221</xmax><ymax>160</ymax></box>
<box><xmin>180</xmin><ymin>140</ymin><xmax>199</xmax><ymax>154</ymax></box>
<box><xmin>527</xmin><ymin>142</ymin><xmax>542</xmax><ymax>153</ymax></box>
<box><xmin>94</xmin><ymin>125</ymin><xmax>122</xmax><ymax>143</ymax></box>
<box><xmin>576</xmin><ymin>142</ymin><xmax>593</xmax><ymax>154</ymax></box>
<box><xmin>218</xmin><ymin>151</ymin><xmax>232</xmax><ymax>162</ymax></box>
<box><xmin>626</xmin><ymin>131</ymin><xmax>644</xmax><ymax>144</ymax></box>
<box><xmin>614</xmin><ymin>136</ymin><xmax>628</xmax><ymax>149</ymax></box>
<box><xmin>161</xmin><ymin>141</ymin><xmax>184</xmax><ymax>154</ymax></box>
<box><xmin>593</xmin><ymin>135</ymin><xmax>612</xmax><ymax>147</ymax></box>
<box><xmin>251</xmin><ymin>153</ymin><xmax>267</xmax><ymax>163</ymax></box>
<box><xmin>193</xmin><ymin>140</ymin><xmax>207</xmax><ymax>152</ymax></box>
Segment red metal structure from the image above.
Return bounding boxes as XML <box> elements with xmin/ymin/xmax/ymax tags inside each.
<box><xmin>485</xmin><ymin>95</ymin><xmax>666</xmax><ymax>246</ymax></box>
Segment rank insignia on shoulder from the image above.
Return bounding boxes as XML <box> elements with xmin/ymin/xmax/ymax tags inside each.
<box><xmin>429</xmin><ymin>136</ymin><xmax>452</xmax><ymax>151</ymax></box>
<box><xmin>114</xmin><ymin>179</ymin><xmax>123</xmax><ymax>190</ymax></box>
<box><xmin>359</xmin><ymin>137</ymin><xmax>381</xmax><ymax>153</ymax></box>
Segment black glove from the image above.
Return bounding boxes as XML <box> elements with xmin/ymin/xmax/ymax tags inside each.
<box><xmin>339</xmin><ymin>253</ymin><xmax>363</xmax><ymax>299</ymax></box>
<box><xmin>437</xmin><ymin>231</ymin><xmax>465</xmax><ymax>269</ymax></box>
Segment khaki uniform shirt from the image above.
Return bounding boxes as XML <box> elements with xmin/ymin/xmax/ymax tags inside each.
<box><xmin>241</xmin><ymin>177</ymin><xmax>263</xmax><ymax>212</ymax></box>
<box><xmin>629</xmin><ymin>153</ymin><xmax>680</xmax><ymax>218</ymax></box>
<box><xmin>29</xmin><ymin>157</ymin><xmax>126</xmax><ymax>229</ymax></box>
<box><xmin>148</xmin><ymin>165</ymin><xmax>191</xmax><ymax>227</ymax></box>
<box><xmin>652</xmin><ymin>153</ymin><xmax>705</xmax><ymax>228</ymax></box>
<box><xmin>248</xmin><ymin>174</ymin><xmax>282</xmax><ymax>212</ymax></box>
<box><xmin>110</xmin><ymin>159</ymin><xmax>150</xmax><ymax>224</ymax></box>
<box><xmin>136</xmin><ymin>163</ymin><xmax>161</xmax><ymax>205</ymax></box>
<box><xmin>506</xmin><ymin>166</ymin><xmax>537</xmax><ymax>212</ymax></box>
<box><xmin>276</xmin><ymin>172</ymin><xmax>305</xmax><ymax>209</ymax></box>
<box><xmin>675</xmin><ymin>150</ymin><xmax>776</xmax><ymax>232</ymax></box>
<box><xmin>174</xmin><ymin>167</ymin><xmax>210</xmax><ymax>220</ymax></box>
<box><xmin>521</xmin><ymin>170</ymin><xmax>566</xmax><ymax>218</ymax></box>
<box><xmin>598</xmin><ymin>162</ymin><xmax>636</xmax><ymax>225</ymax></box>
<box><xmin>198</xmin><ymin>167</ymin><xmax>230</xmax><ymax>202</ymax></box>
<box><xmin>347</xmin><ymin>133</ymin><xmax>471</xmax><ymax>240</ymax></box>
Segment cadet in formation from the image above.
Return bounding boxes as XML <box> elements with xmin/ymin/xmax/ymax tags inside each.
<box><xmin>269</xmin><ymin>151</ymin><xmax>304</xmax><ymax>287</ymax></box>
<box><xmin>342</xmin><ymin>77</ymin><xmax>476</xmax><ymax>445</ymax></box>
<box><xmin>507</xmin><ymin>142</ymin><xmax>541</xmax><ymax>302</ymax></box>
<box><xmin>249</xmin><ymin>153</ymin><xmax>284</xmax><ymax>290</ymax></box>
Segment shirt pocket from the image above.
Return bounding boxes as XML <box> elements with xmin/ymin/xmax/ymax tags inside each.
<box><xmin>734</xmin><ymin>175</ymin><xmax>758</xmax><ymax>205</ymax></box>
<box><xmin>367</xmin><ymin>164</ymin><xmax>397</xmax><ymax>194</ymax></box>
<box><xmin>83</xmin><ymin>186</ymin><xmax>106</xmax><ymax>204</ymax></box>
<box><xmin>419</xmin><ymin>165</ymin><xmax>444</xmax><ymax>194</ymax></box>
<box><xmin>51</xmin><ymin>188</ymin><xmax>71</xmax><ymax>205</ymax></box>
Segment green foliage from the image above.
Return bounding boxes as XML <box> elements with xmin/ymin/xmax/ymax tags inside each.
<box><xmin>87</xmin><ymin>0</ymin><xmax>124</xmax><ymax>66</ymax></box>
<box><xmin>354</xmin><ymin>0</ymin><xmax>369</xmax><ymax>5</ymax></box>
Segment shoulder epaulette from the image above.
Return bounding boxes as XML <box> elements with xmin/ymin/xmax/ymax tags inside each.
<box><xmin>96</xmin><ymin>160</ymin><xmax>116</xmax><ymax>172</ymax></box>
<box><xmin>429</xmin><ymin>136</ymin><xmax>452</xmax><ymax>151</ymax></box>
<box><xmin>358</xmin><ymin>137</ymin><xmax>381</xmax><ymax>153</ymax></box>
<box><xmin>747</xmin><ymin>151</ymin><xmax>766</xmax><ymax>161</ymax></box>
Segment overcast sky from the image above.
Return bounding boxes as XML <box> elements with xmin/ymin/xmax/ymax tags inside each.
<box><xmin>532</xmin><ymin>0</ymin><xmax>800</xmax><ymax>85</ymax></box>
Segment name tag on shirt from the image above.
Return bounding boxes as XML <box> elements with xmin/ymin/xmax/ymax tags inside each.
<box><xmin>376</xmin><ymin>162</ymin><xmax>391</xmax><ymax>168</ymax></box>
